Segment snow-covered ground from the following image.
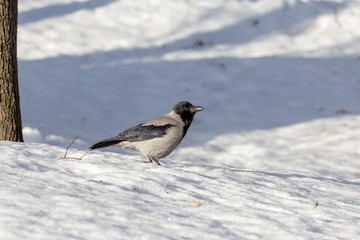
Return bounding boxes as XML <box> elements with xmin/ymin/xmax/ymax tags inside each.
<box><xmin>1</xmin><ymin>0</ymin><xmax>360</xmax><ymax>239</ymax></box>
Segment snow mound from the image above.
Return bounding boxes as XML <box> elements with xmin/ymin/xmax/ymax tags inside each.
<box><xmin>1</xmin><ymin>142</ymin><xmax>359</xmax><ymax>239</ymax></box>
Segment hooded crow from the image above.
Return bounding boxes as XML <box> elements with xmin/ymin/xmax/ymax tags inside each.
<box><xmin>89</xmin><ymin>101</ymin><xmax>204</xmax><ymax>165</ymax></box>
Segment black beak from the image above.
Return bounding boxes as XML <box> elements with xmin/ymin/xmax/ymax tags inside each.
<box><xmin>190</xmin><ymin>105</ymin><xmax>204</xmax><ymax>113</ymax></box>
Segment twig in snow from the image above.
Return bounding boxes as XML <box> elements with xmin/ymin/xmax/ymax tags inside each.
<box><xmin>60</xmin><ymin>136</ymin><xmax>91</xmax><ymax>160</ymax></box>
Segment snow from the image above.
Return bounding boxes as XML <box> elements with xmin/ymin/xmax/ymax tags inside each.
<box><xmin>1</xmin><ymin>142</ymin><xmax>359</xmax><ymax>239</ymax></box>
<box><xmin>1</xmin><ymin>0</ymin><xmax>360</xmax><ymax>239</ymax></box>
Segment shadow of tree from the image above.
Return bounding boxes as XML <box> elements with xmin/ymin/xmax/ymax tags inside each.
<box><xmin>19</xmin><ymin>53</ymin><xmax>360</xmax><ymax>145</ymax></box>
<box><xmin>19</xmin><ymin>0</ymin><xmax>118</xmax><ymax>25</ymax></box>
<box><xmin>158</xmin><ymin>0</ymin><xmax>350</xmax><ymax>51</ymax></box>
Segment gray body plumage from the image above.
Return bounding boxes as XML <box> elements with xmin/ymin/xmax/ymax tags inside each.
<box><xmin>89</xmin><ymin>101</ymin><xmax>204</xmax><ymax>165</ymax></box>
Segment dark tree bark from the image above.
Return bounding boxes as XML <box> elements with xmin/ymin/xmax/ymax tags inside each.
<box><xmin>0</xmin><ymin>0</ymin><xmax>23</xmax><ymax>142</ymax></box>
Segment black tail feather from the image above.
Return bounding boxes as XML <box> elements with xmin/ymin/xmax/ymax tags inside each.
<box><xmin>89</xmin><ymin>139</ymin><xmax>123</xmax><ymax>150</ymax></box>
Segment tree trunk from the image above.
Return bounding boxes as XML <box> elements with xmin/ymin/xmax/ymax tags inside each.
<box><xmin>0</xmin><ymin>0</ymin><xmax>23</xmax><ymax>142</ymax></box>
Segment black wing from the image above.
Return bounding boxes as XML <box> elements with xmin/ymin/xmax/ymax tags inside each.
<box><xmin>117</xmin><ymin>123</ymin><xmax>175</xmax><ymax>142</ymax></box>
<box><xmin>89</xmin><ymin>123</ymin><xmax>175</xmax><ymax>150</ymax></box>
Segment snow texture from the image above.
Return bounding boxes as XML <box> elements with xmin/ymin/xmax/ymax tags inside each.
<box><xmin>1</xmin><ymin>0</ymin><xmax>360</xmax><ymax>239</ymax></box>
